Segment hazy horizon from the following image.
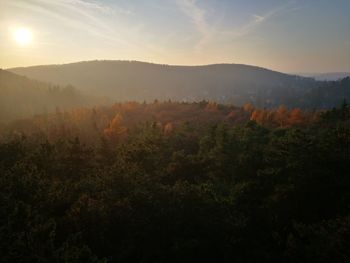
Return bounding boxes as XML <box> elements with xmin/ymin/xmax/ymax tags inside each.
<box><xmin>1</xmin><ymin>0</ymin><xmax>350</xmax><ymax>73</ymax></box>
<box><xmin>4</xmin><ymin>59</ymin><xmax>350</xmax><ymax>77</ymax></box>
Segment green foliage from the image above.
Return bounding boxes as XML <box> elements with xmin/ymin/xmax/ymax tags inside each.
<box><xmin>0</xmin><ymin>104</ymin><xmax>350</xmax><ymax>262</ymax></box>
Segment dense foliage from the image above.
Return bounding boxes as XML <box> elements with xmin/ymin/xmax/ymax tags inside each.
<box><xmin>0</xmin><ymin>102</ymin><xmax>349</xmax><ymax>262</ymax></box>
<box><xmin>2</xmin><ymin>101</ymin><xmax>317</xmax><ymax>144</ymax></box>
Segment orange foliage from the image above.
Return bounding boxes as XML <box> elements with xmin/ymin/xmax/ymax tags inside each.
<box><xmin>205</xmin><ymin>102</ymin><xmax>219</xmax><ymax>112</ymax></box>
<box><xmin>250</xmin><ymin>109</ymin><xmax>271</xmax><ymax>125</ymax></box>
<box><xmin>5</xmin><ymin>102</ymin><xmax>319</xmax><ymax>144</ymax></box>
<box><xmin>164</xmin><ymin>122</ymin><xmax>174</xmax><ymax>135</ymax></box>
<box><xmin>104</xmin><ymin>113</ymin><xmax>127</xmax><ymax>140</ymax></box>
<box><xmin>243</xmin><ymin>102</ymin><xmax>255</xmax><ymax>112</ymax></box>
<box><xmin>288</xmin><ymin>108</ymin><xmax>304</xmax><ymax>126</ymax></box>
<box><xmin>250</xmin><ymin>106</ymin><xmax>311</xmax><ymax>127</ymax></box>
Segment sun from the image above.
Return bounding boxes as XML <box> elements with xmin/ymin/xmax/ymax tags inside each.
<box><xmin>13</xmin><ymin>28</ymin><xmax>33</xmax><ymax>46</ymax></box>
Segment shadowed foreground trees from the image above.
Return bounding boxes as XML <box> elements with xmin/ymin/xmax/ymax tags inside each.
<box><xmin>0</xmin><ymin>103</ymin><xmax>349</xmax><ymax>262</ymax></box>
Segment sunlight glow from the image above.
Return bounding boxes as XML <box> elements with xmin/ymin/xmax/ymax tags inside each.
<box><xmin>13</xmin><ymin>28</ymin><xmax>33</xmax><ymax>46</ymax></box>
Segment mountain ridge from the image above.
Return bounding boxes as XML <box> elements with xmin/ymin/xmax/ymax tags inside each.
<box><xmin>8</xmin><ymin>60</ymin><xmax>291</xmax><ymax>74</ymax></box>
<box><xmin>8</xmin><ymin>60</ymin><xmax>314</xmax><ymax>107</ymax></box>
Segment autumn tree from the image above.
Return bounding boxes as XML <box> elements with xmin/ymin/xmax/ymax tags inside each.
<box><xmin>243</xmin><ymin>102</ymin><xmax>255</xmax><ymax>112</ymax></box>
<box><xmin>104</xmin><ymin>113</ymin><xmax>127</xmax><ymax>142</ymax></box>
<box><xmin>275</xmin><ymin>105</ymin><xmax>289</xmax><ymax>127</ymax></box>
<box><xmin>288</xmin><ymin>108</ymin><xmax>304</xmax><ymax>126</ymax></box>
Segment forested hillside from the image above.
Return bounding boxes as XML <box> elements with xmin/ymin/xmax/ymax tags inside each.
<box><xmin>10</xmin><ymin>61</ymin><xmax>350</xmax><ymax>109</ymax></box>
<box><xmin>0</xmin><ymin>101</ymin><xmax>349</xmax><ymax>262</ymax></box>
<box><xmin>304</xmin><ymin>77</ymin><xmax>350</xmax><ymax>108</ymax></box>
<box><xmin>0</xmin><ymin>69</ymin><xmax>104</xmax><ymax>123</ymax></box>
<box><xmin>9</xmin><ymin>60</ymin><xmax>319</xmax><ymax>107</ymax></box>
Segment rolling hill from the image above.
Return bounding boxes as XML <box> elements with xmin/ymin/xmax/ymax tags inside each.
<box><xmin>0</xmin><ymin>69</ymin><xmax>101</xmax><ymax>123</ymax></box>
<box><xmin>9</xmin><ymin>60</ymin><xmax>318</xmax><ymax>107</ymax></box>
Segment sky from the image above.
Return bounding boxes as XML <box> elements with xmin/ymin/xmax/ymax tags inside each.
<box><xmin>0</xmin><ymin>0</ymin><xmax>349</xmax><ymax>73</ymax></box>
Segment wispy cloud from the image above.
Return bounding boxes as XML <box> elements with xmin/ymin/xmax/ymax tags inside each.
<box><xmin>2</xmin><ymin>0</ymin><xmax>174</xmax><ymax>61</ymax></box>
<box><xmin>60</xmin><ymin>0</ymin><xmax>133</xmax><ymax>15</ymax></box>
<box><xmin>177</xmin><ymin>0</ymin><xmax>300</xmax><ymax>52</ymax></box>
<box><xmin>230</xmin><ymin>3</ymin><xmax>296</xmax><ymax>38</ymax></box>
<box><xmin>5</xmin><ymin>0</ymin><xmax>134</xmax><ymax>46</ymax></box>
<box><xmin>177</xmin><ymin>0</ymin><xmax>210</xmax><ymax>36</ymax></box>
<box><xmin>176</xmin><ymin>0</ymin><xmax>213</xmax><ymax>52</ymax></box>
<box><xmin>252</xmin><ymin>14</ymin><xmax>265</xmax><ymax>23</ymax></box>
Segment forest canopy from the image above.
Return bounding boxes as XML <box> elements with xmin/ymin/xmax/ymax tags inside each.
<box><xmin>1</xmin><ymin>101</ymin><xmax>349</xmax><ymax>262</ymax></box>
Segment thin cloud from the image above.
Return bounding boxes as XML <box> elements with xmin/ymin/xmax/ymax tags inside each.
<box><xmin>177</xmin><ymin>0</ymin><xmax>300</xmax><ymax>51</ymax></box>
<box><xmin>226</xmin><ymin>1</ymin><xmax>299</xmax><ymax>39</ymax></box>
<box><xmin>176</xmin><ymin>0</ymin><xmax>214</xmax><ymax>52</ymax></box>
<box><xmin>60</xmin><ymin>0</ymin><xmax>133</xmax><ymax>15</ymax></box>
<box><xmin>2</xmin><ymin>0</ymin><xmax>170</xmax><ymax>60</ymax></box>
<box><xmin>32</xmin><ymin>0</ymin><xmax>132</xmax><ymax>31</ymax></box>
<box><xmin>178</xmin><ymin>0</ymin><xmax>209</xmax><ymax>36</ymax></box>
<box><xmin>252</xmin><ymin>15</ymin><xmax>265</xmax><ymax>23</ymax></box>
<box><xmin>5</xmin><ymin>0</ymin><xmax>133</xmax><ymax>47</ymax></box>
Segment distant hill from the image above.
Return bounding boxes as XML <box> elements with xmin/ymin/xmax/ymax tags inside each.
<box><xmin>304</xmin><ymin>77</ymin><xmax>350</xmax><ymax>108</ymax></box>
<box><xmin>0</xmin><ymin>69</ymin><xmax>101</xmax><ymax>123</ymax></box>
<box><xmin>8</xmin><ymin>61</ymin><xmax>350</xmax><ymax>109</ymax></box>
<box><xmin>9</xmin><ymin>60</ymin><xmax>318</xmax><ymax>107</ymax></box>
<box><xmin>300</xmin><ymin>72</ymin><xmax>350</xmax><ymax>81</ymax></box>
